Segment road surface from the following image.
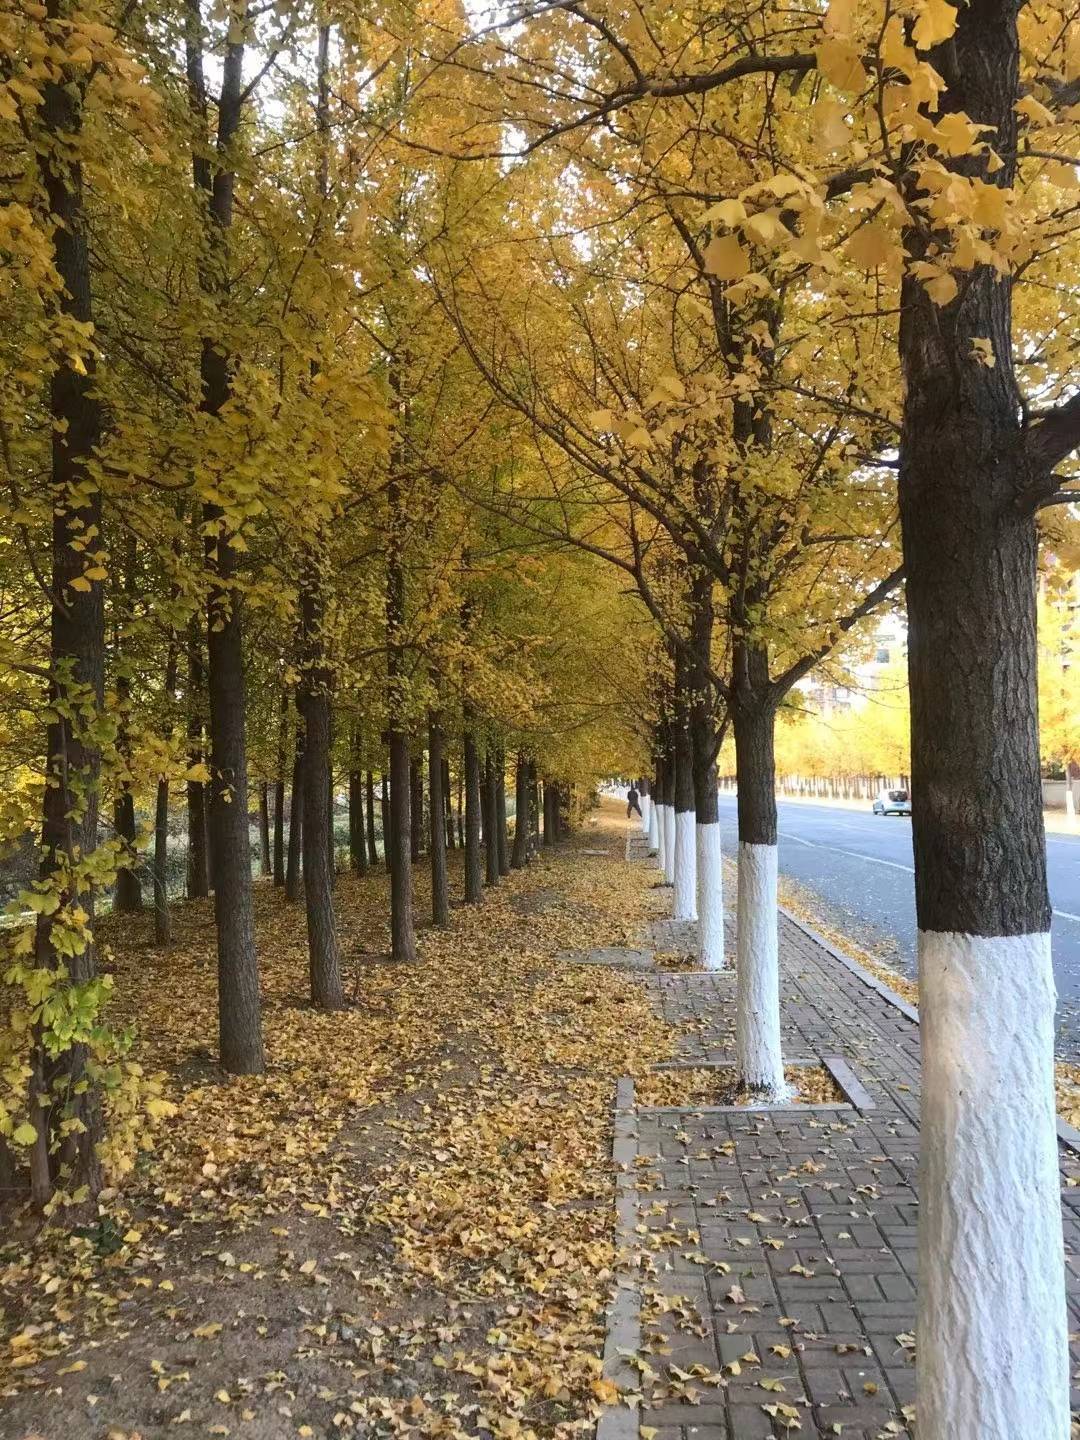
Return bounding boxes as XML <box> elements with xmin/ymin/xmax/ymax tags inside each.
<box><xmin>715</xmin><ymin>793</ymin><xmax>1080</xmax><ymax>1056</ymax></box>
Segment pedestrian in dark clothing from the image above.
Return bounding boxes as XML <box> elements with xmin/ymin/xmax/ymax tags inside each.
<box><xmin>627</xmin><ymin>785</ymin><xmax>642</xmax><ymax>818</ymax></box>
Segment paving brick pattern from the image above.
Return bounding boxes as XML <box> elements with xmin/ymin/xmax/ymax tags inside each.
<box><xmin>621</xmin><ymin>836</ymin><xmax>1080</xmax><ymax>1440</ymax></box>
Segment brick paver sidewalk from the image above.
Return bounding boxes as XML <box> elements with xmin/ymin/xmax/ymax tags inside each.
<box><xmin>602</xmin><ymin>836</ymin><xmax>1080</xmax><ymax>1440</ymax></box>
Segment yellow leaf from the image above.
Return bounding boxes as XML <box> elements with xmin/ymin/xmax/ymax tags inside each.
<box><xmin>702</xmin><ymin>198</ymin><xmax>746</xmax><ymax>227</ymax></box>
<box><xmin>813</xmin><ymin>98</ymin><xmax>850</xmax><ymax>151</ymax></box>
<box><xmin>817</xmin><ymin>39</ymin><xmax>868</xmax><ymax>93</ymax></box>
<box><xmin>702</xmin><ymin>233</ymin><xmax>750</xmax><ymax>281</ymax></box>
<box><xmin>913</xmin><ymin>0</ymin><xmax>958</xmax><ymax>49</ymax></box>
<box><xmin>846</xmin><ymin>223</ymin><xmax>895</xmax><ymax>270</ymax></box>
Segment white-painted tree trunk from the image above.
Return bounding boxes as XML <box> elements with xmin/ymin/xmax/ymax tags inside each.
<box><xmin>735</xmin><ymin>842</ymin><xmax>789</xmax><ymax>1099</ymax></box>
<box><xmin>648</xmin><ymin>797</ymin><xmax>660</xmax><ymax>861</ymax></box>
<box><xmin>918</xmin><ymin>929</ymin><xmax>1068</xmax><ymax>1440</ymax></box>
<box><xmin>696</xmin><ymin>821</ymin><xmax>724</xmax><ymax>970</ymax></box>
<box><xmin>640</xmin><ymin>794</ymin><xmax>650</xmax><ymax>837</ymax></box>
<box><xmin>673</xmin><ymin>810</ymin><xmax>697</xmax><ymax>921</ymax></box>
<box><xmin>662</xmin><ymin>805</ymin><xmax>675</xmax><ymax>885</ymax></box>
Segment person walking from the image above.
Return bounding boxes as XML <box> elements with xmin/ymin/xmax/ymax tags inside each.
<box><xmin>626</xmin><ymin>783</ymin><xmax>642</xmax><ymax>819</ymax></box>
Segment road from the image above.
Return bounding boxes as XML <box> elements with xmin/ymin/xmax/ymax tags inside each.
<box><xmin>714</xmin><ymin>793</ymin><xmax>1080</xmax><ymax>1056</ymax></box>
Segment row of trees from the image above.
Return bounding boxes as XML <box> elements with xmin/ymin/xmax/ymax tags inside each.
<box><xmin>3</xmin><ymin>0</ymin><xmax>1080</xmax><ymax>1435</ymax></box>
<box><xmin>412</xmin><ymin>2</ymin><xmax>1078</xmax><ymax>1436</ymax></box>
<box><xmin>0</xmin><ymin>0</ymin><xmax>644</xmax><ymax>1209</ymax></box>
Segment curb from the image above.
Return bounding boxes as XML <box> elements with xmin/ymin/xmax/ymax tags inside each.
<box><xmin>597</xmin><ymin>1076</ymin><xmax>641</xmax><ymax>1440</ymax></box>
<box><xmin>779</xmin><ymin>904</ymin><xmax>1080</xmax><ymax>1157</ymax></box>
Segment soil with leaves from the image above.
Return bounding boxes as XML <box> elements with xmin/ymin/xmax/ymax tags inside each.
<box><xmin>1</xmin><ymin>806</ymin><xmax>676</xmax><ymax>1440</ymax></box>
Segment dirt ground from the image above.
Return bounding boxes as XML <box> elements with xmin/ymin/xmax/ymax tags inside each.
<box><xmin>0</xmin><ymin>802</ymin><xmax>675</xmax><ymax>1440</ymax></box>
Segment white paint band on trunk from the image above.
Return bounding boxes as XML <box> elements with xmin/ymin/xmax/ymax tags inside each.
<box><xmin>662</xmin><ymin>805</ymin><xmax>675</xmax><ymax>885</ymax></box>
<box><xmin>735</xmin><ymin>842</ymin><xmax>790</xmax><ymax>1100</ymax></box>
<box><xmin>918</xmin><ymin>928</ymin><xmax>1068</xmax><ymax>1440</ymax></box>
<box><xmin>640</xmin><ymin>794</ymin><xmax>650</xmax><ymax>837</ymax></box>
<box><xmin>647</xmin><ymin>797</ymin><xmax>661</xmax><ymax>860</ymax></box>
<box><xmin>673</xmin><ymin>809</ymin><xmax>697</xmax><ymax>920</ymax></box>
<box><xmin>696</xmin><ymin>822</ymin><xmax>724</xmax><ymax>970</ymax></box>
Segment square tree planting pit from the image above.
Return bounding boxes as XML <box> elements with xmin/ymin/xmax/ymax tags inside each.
<box><xmin>630</xmin><ymin>1054</ymin><xmax>875</xmax><ymax>1113</ymax></box>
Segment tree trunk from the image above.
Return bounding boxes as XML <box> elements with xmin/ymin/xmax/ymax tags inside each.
<box><xmin>495</xmin><ymin>750</ymin><xmax>510</xmax><ymax>876</ymax></box>
<box><xmin>463</xmin><ymin>726</ymin><xmax>483</xmax><ymax>903</ymax></box>
<box><xmin>690</xmin><ymin>581</ymin><xmax>723</xmax><ymax>969</ymax></box>
<box><xmin>542</xmin><ymin>781</ymin><xmax>555</xmax><ymax>846</ymax></box>
<box><xmin>672</xmin><ymin>649</ymin><xmax>697</xmax><ymax>923</ymax></box>
<box><xmin>298</xmin><ymin>674</ymin><xmax>343</xmax><ymax>1008</ymax></box>
<box><xmin>273</xmin><ymin>685</ymin><xmax>287</xmax><ymax>886</ymax></box>
<box><xmin>900</xmin><ymin>8</ymin><xmax>1067</xmax><ymax>1434</ymax></box>
<box><xmin>731</xmin><ymin>664</ymin><xmax>787</xmax><ymax>1101</ymax></box>
<box><xmin>257</xmin><ymin>781</ymin><xmax>271</xmax><ymax>877</ymax></box>
<box><xmin>444</xmin><ymin>757</ymin><xmax>455</xmax><ymax>849</ymax></box>
<box><xmin>29</xmin><ymin>23</ymin><xmax>107</xmax><ymax>1205</ymax></box>
<box><xmin>349</xmin><ymin>757</ymin><xmax>367</xmax><ymax>875</ymax></box>
<box><xmin>484</xmin><ymin>750</ymin><xmax>500</xmax><ymax>885</ymax></box>
<box><xmin>456</xmin><ymin>769</ymin><xmax>465</xmax><ymax>848</ymax></box>
<box><xmin>186</xmin><ymin>618</ymin><xmax>210</xmax><ymax>899</ymax></box>
<box><xmin>153</xmin><ymin>640</ymin><xmax>178</xmax><ymax>946</ymax></box>
<box><xmin>285</xmin><ymin>744</ymin><xmax>303</xmax><ymax>903</ymax></box>
<box><xmin>648</xmin><ymin>758</ymin><xmax>661</xmax><ymax>859</ymax></box>
<box><xmin>153</xmin><ymin>777</ymin><xmax>171</xmax><ymax>945</ymax></box>
<box><xmin>113</xmin><ymin>790</ymin><xmax>143</xmax><ymax>912</ymax></box>
<box><xmin>409</xmin><ymin>751</ymin><xmax>423</xmax><ymax>862</ymax></box>
<box><xmin>511</xmin><ymin>752</ymin><xmax>529</xmax><ymax>869</ymax></box>
<box><xmin>429</xmin><ymin>711</ymin><xmax>449</xmax><ymax>926</ymax></box>
<box><xmin>387</xmin><ymin>735</ymin><xmax>416</xmax><ymax>960</ymax></box>
<box><xmin>638</xmin><ymin>776</ymin><xmax>651</xmax><ymax>839</ymax></box>
<box><xmin>189</xmin><ymin>2</ymin><xmax>263</xmax><ymax>1076</ymax></box>
<box><xmin>661</xmin><ymin>741</ymin><xmax>675</xmax><ymax>885</ymax></box>
<box><xmin>381</xmin><ymin>773</ymin><xmax>390</xmax><ymax>870</ymax></box>
<box><xmin>366</xmin><ymin>770</ymin><xmax>378</xmax><ymax>866</ymax></box>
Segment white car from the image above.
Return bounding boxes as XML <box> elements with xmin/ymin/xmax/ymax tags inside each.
<box><xmin>873</xmin><ymin>787</ymin><xmax>911</xmax><ymax>816</ymax></box>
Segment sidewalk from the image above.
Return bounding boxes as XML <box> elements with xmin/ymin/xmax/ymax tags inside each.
<box><xmin>602</xmin><ymin>835</ymin><xmax>1080</xmax><ymax>1440</ymax></box>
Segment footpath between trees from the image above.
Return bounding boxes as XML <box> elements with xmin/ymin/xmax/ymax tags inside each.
<box><xmin>4</xmin><ymin>801</ymin><xmax>1079</xmax><ymax>1440</ymax></box>
<box><xmin>1</xmin><ymin>804</ymin><xmax>677</xmax><ymax>1439</ymax></box>
<box><xmin>601</xmin><ymin>833</ymin><xmax>1080</xmax><ymax>1440</ymax></box>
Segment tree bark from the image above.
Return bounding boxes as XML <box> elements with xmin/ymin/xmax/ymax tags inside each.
<box><xmin>690</xmin><ymin>575</ymin><xmax>723</xmax><ymax>968</ymax></box>
<box><xmin>349</xmin><ymin>751</ymin><xmax>367</xmax><ymax>876</ymax></box>
<box><xmin>285</xmin><ymin>743</ymin><xmax>303</xmax><ymax>903</ymax></box>
<box><xmin>511</xmin><ymin>752</ymin><xmax>529</xmax><ymax>868</ymax></box>
<box><xmin>188</xmin><ymin>0</ymin><xmax>263</xmax><ymax>1075</ymax></box>
<box><xmin>463</xmin><ymin>726</ymin><xmax>483</xmax><ymax>903</ymax></box>
<box><xmin>257</xmin><ymin>781</ymin><xmax>271</xmax><ymax>877</ymax></box>
<box><xmin>901</xmin><ymin>9</ymin><xmax>1067</xmax><ymax>1435</ymax></box>
<box><xmin>495</xmin><ymin>749</ymin><xmax>510</xmax><ymax>875</ymax></box>
<box><xmin>153</xmin><ymin>642</ymin><xmax>180</xmax><ymax>946</ymax></box>
<box><xmin>484</xmin><ymin>750</ymin><xmax>500</xmax><ymax>885</ymax></box>
<box><xmin>661</xmin><ymin>740</ymin><xmax>675</xmax><ymax>884</ymax></box>
<box><xmin>298</xmin><ymin>673</ymin><xmax>343</xmax><ymax>1008</ymax></box>
<box><xmin>29</xmin><ymin>12</ymin><xmax>107</xmax><ymax>1204</ymax></box>
<box><xmin>387</xmin><ymin>732</ymin><xmax>416</xmax><ymax>960</ymax></box>
<box><xmin>273</xmin><ymin>685</ymin><xmax>287</xmax><ymax>886</ymax></box>
<box><xmin>381</xmin><ymin>773</ymin><xmax>390</xmax><ymax>870</ymax></box>
<box><xmin>429</xmin><ymin>711</ymin><xmax>449</xmax><ymax>926</ymax></box>
<box><xmin>672</xmin><ymin>648</ymin><xmax>697</xmax><ymax>922</ymax></box>
<box><xmin>366</xmin><ymin>770</ymin><xmax>378</xmax><ymax>866</ymax></box>
<box><xmin>186</xmin><ymin>617</ymin><xmax>210</xmax><ymax>899</ymax></box>
<box><xmin>409</xmin><ymin>750</ymin><xmax>423</xmax><ymax>862</ymax></box>
<box><xmin>731</xmin><ymin>651</ymin><xmax>787</xmax><ymax>1101</ymax></box>
<box><xmin>113</xmin><ymin>790</ymin><xmax>142</xmax><ymax>912</ymax></box>
<box><xmin>443</xmin><ymin>757</ymin><xmax>455</xmax><ymax>849</ymax></box>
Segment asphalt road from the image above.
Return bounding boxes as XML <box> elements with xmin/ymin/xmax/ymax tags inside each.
<box><xmin>715</xmin><ymin>793</ymin><xmax>1080</xmax><ymax>1056</ymax></box>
